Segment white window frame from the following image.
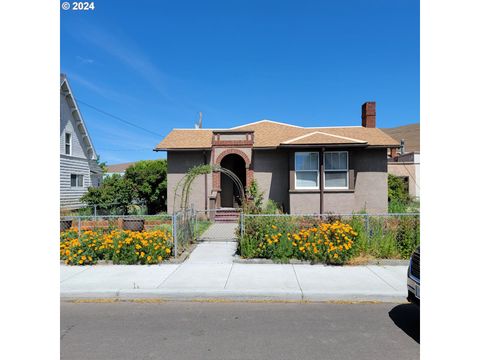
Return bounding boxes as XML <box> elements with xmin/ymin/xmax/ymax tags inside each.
<box><xmin>294</xmin><ymin>152</ymin><xmax>319</xmax><ymax>190</ymax></box>
<box><xmin>65</xmin><ymin>132</ymin><xmax>72</xmax><ymax>156</ymax></box>
<box><xmin>323</xmin><ymin>151</ymin><xmax>349</xmax><ymax>190</ymax></box>
<box><xmin>70</xmin><ymin>174</ymin><xmax>84</xmax><ymax>188</ymax></box>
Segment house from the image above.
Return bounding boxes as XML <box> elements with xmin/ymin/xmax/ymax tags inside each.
<box><xmin>382</xmin><ymin>123</ymin><xmax>420</xmax><ymax>199</ymax></box>
<box><xmin>155</xmin><ymin>102</ymin><xmax>400</xmax><ymax>214</ymax></box>
<box><xmin>60</xmin><ymin>74</ymin><xmax>103</xmax><ymax>209</ymax></box>
<box><xmin>104</xmin><ymin>162</ymin><xmax>136</xmax><ymax>178</ymax></box>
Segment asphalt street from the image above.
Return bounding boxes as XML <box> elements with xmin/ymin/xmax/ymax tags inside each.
<box><xmin>61</xmin><ymin>300</ymin><xmax>419</xmax><ymax>360</ymax></box>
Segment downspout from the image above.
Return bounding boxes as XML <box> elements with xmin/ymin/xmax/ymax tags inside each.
<box><xmin>320</xmin><ymin>147</ymin><xmax>325</xmax><ymax>214</ymax></box>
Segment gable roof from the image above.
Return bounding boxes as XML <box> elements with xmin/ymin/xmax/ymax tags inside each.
<box><xmin>60</xmin><ymin>73</ymin><xmax>98</xmax><ymax>161</ymax></box>
<box><xmin>155</xmin><ymin>119</ymin><xmax>399</xmax><ymax>150</ymax></box>
<box><xmin>281</xmin><ymin>131</ymin><xmax>367</xmax><ymax>145</ymax></box>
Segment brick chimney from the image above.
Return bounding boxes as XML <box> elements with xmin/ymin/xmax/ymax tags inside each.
<box><xmin>361</xmin><ymin>101</ymin><xmax>376</xmax><ymax>128</ymax></box>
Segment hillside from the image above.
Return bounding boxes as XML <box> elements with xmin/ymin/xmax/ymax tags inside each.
<box><xmin>381</xmin><ymin>123</ymin><xmax>420</xmax><ymax>153</ymax></box>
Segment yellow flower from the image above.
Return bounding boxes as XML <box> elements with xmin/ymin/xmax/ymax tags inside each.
<box><xmin>166</xmin><ymin>248</ymin><xmax>171</xmax><ymax>254</ymax></box>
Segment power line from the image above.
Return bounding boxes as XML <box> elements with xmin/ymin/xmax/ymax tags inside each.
<box><xmin>76</xmin><ymin>99</ymin><xmax>164</xmax><ymax>138</ymax></box>
<box><xmin>97</xmin><ymin>148</ymin><xmax>154</xmax><ymax>152</ymax></box>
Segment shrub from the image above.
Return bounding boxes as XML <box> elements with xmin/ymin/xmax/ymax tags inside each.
<box><xmin>349</xmin><ymin>214</ymin><xmax>419</xmax><ymax>259</ymax></box>
<box><xmin>243</xmin><ymin>179</ymin><xmax>264</xmax><ymax>214</ymax></box>
<box><xmin>388</xmin><ymin>174</ymin><xmax>410</xmax><ymax>204</ymax></box>
<box><xmin>263</xmin><ymin>199</ymin><xmax>282</xmax><ymax>214</ymax></box>
<box><xmin>60</xmin><ymin>228</ymin><xmax>173</xmax><ymax>265</ymax></box>
<box><xmin>395</xmin><ymin>215</ymin><xmax>420</xmax><ymax>258</ymax></box>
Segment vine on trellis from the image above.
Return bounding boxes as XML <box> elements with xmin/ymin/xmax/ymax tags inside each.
<box><xmin>172</xmin><ymin>164</ymin><xmax>245</xmax><ymax>212</ymax></box>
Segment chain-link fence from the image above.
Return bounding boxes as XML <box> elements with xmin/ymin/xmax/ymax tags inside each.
<box><xmin>60</xmin><ymin>208</ymin><xmax>213</xmax><ymax>263</ymax></box>
<box><xmin>239</xmin><ymin>212</ymin><xmax>420</xmax><ymax>259</ymax></box>
<box><xmin>60</xmin><ymin>202</ymin><xmax>149</xmax><ymax>217</ymax></box>
<box><xmin>172</xmin><ymin>208</ymin><xmax>196</xmax><ymax>256</ymax></box>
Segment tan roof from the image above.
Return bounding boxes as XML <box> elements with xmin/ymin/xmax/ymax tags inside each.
<box><xmin>155</xmin><ymin>120</ymin><xmax>400</xmax><ymax>150</ymax></box>
<box><xmin>381</xmin><ymin>123</ymin><xmax>420</xmax><ymax>153</ymax></box>
<box><xmin>281</xmin><ymin>131</ymin><xmax>367</xmax><ymax>145</ymax></box>
<box><xmin>106</xmin><ymin>162</ymin><xmax>137</xmax><ymax>173</ymax></box>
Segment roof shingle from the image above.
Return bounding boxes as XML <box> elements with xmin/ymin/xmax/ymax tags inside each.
<box><xmin>155</xmin><ymin>120</ymin><xmax>399</xmax><ymax>150</ymax></box>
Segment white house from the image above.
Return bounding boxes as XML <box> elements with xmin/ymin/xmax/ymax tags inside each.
<box><xmin>60</xmin><ymin>74</ymin><xmax>102</xmax><ymax>209</ymax></box>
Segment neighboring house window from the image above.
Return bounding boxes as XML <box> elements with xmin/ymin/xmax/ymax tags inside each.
<box><xmin>70</xmin><ymin>174</ymin><xmax>83</xmax><ymax>187</ymax></box>
<box><xmin>324</xmin><ymin>151</ymin><xmax>348</xmax><ymax>189</ymax></box>
<box><xmin>295</xmin><ymin>152</ymin><xmax>319</xmax><ymax>189</ymax></box>
<box><xmin>65</xmin><ymin>132</ymin><xmax>72</xmax><ymax>155</ymax></box>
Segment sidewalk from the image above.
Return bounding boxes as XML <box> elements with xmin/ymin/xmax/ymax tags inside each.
<box><xmin>60</xmin><ymin>223</ymin><xmax>408</xmax><ymax>302</ymax></box>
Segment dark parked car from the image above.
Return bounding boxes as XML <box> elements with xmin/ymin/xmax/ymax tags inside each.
<box><xmin>407</xmin><ymin>246</ymin><xmax>420</xmax><ymax>306</ymax></box>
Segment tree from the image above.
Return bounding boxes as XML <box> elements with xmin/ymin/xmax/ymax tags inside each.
<box><xmin>124</xmin><ymin>160</ymin><xmax>167</xmax><ymax>214</ymax></box>
<box><xmin>96</xmin><ymin>155</ymin><xmax>108</xmax><ymax>173</ymax></box>
<box><xmin>81</xmin><ymin>174</ymin><xmax>134</xmax><ymax>214</ymax></box>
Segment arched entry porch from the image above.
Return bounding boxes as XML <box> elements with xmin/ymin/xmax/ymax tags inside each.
<box><xmin>220</xmin><ymin>153</ymin><xmax>246</xmax><ymax>208</ymax></box>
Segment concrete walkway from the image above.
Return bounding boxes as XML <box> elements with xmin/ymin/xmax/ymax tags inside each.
<box><xmin>61</xmin><ymin>223</ymin><xmax>409</xmax><ymax>302</ymax></box>
<box><xmin>196</xmin><ymin>222</ymin><xmax>238</xmax><ymax>242</ymax></box>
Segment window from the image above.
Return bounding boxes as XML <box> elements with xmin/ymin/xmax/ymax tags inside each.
<box><xmin>70</xmin><ymin>174</ymin><xmax>83</xmax><ymax>187</ymax></box>
<box><xmin>324</xmin><ymin>151</ymin><xmax>348</xmax><ymax>189</ymax></box>
<box><xmin>65</xmin><ymin>132</ymin><xmax>72</xmax><ymax>155</ymax></box>
<box><xmin>295</xmin><ymin>152</ymin><xmax>319</xmax><ymax>189</ymax></box>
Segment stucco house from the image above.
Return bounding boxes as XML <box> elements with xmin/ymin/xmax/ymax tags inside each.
<box><xmin>155</xmin><ymin>102</ymin><xmax>400</xmax><ymax>214</ymax></box>
<box><xmin>60</xmin><ymin>74</ymin><xmax>103</xmax><ymax>209</ymax></box>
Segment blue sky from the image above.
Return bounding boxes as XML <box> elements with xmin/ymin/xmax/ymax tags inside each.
<box><xmin>61</xmin><ymin>0</ymin><xmax>419</xmax><ymax>165</ymax></box>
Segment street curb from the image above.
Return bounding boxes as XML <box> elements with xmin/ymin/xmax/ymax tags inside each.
<box><xmin>60</xmin><ymin>289</ymin><xmax>406</xmax><ymax>303</ymax></box>
<box><xmin>233</xmin><ymin>256</ymin><xmax>409</xmax><ymax>266</ymax></box>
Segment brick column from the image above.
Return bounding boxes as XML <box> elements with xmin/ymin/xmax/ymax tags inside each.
<box><xmin>212</xmin><ymin>171</ymin><xmax>221</xmax><ymax>191</ymax></box>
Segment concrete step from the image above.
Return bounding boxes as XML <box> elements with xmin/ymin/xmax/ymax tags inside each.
<box><xmin>214</xmin><ymin>210</ymin><xmax>240</xmax><ymax>223</ymax></box>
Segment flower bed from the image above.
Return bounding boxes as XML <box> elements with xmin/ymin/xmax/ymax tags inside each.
<box><xmin>60</xmin><ymin>228</ymin><xmax>173</xmax><ymax>265</ymax></box>
<box><xmin>240</xmin><ymin>220</ymin><xmax>358</xmax><ymax>264</ymax></box>
<box><xmin>239</xmin><ymin>214</ymin><xmax>420</xmax><ymax>262</ymax></box>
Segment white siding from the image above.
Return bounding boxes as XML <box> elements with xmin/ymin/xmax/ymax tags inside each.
<box><xmin>60</xmin><ymin>155</ymin><xmax>92</xmax><ymax>208</ymax></box>
<box><xmin>60</xmin><ymin>95</ymin><xmax>91</xmax><ymax>160</ymax></box>
<box><xmin>60</xmin><ymin>82</ymin><xmax>100</xmax><ymax>209</ymax></box>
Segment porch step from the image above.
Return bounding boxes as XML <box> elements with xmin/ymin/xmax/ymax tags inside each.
<box><xmin>214</xmin><ymin>209</ymin><xmax>240</xmax><ymax>223</ymax></box>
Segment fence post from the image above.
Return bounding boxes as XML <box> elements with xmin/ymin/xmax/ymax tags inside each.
<box><xmin>94</xmin><ymin>205</ymin><xmax>97</xmax><ymax>221</ymax></box>
<box><xmin>172</xmin><ymin>212</ymin><xmax>177</xmax><ymax>258</ymax></box>
<box><xmin>194</xmin><ymin>210</ymin><xmax>198</xmax><ymax>240</ymax></box>
<box><xmin>366</xmin><ymin>214</ymin><xmax>372</xmax><ymax>243</ymax></box>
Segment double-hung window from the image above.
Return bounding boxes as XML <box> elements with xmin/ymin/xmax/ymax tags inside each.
<box><xmin>324</xmin><ymin>151</ymin><xmax>348</xmax><ymax>189</ymax></box>
<box><xmin>70</xmin><ymin>174</ymin><xmax>84</xmax><ymax>188</ymax></box>
<box><xmin>65</xmin><ymin>132</ymin><xmax>72</xmax><ymax>155</ymax></box>
<box><xmin>295</xmin><ymin>152</ymin><xmax>319</xmax><ymax>189</ymax></box>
